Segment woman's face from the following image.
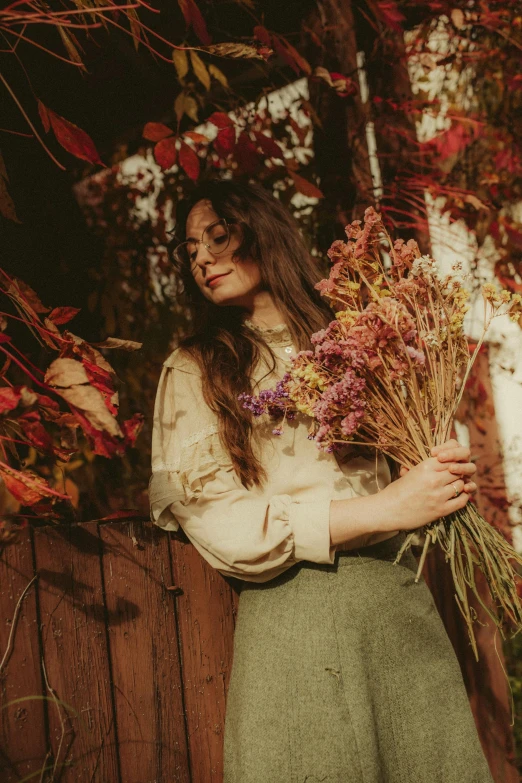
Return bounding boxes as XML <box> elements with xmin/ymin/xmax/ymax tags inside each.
<box><xmin>184</xmin><ymin>199</ymin><xmax>263</xmax><ymax>308</ymax></box>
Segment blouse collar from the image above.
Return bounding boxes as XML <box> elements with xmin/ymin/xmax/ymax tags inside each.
<box><xmin>243</xmin><ymin>318</ymin><xmax>293</xmax><ymax>347</ymax></box>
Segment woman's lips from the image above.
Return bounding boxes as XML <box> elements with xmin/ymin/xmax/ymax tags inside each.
<box><xmin>207</xmin><ymin>272</ymin><xmax>231</xmax><ymax>287</ymax></box>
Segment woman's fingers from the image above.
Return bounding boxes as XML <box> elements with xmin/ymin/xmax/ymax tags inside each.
<box><xmin>431</xmin><ymin>439</ymin><xmax>459</xmax><ymax>456</ymax></box>
<box><xmin>445</xmin><ymin>477</ymin><xmax>466</xmax><ymax>500</ymax></box>
<box><xmin>434</xmin><ymin>445</ymin><xmax>471</xmax><ymax>463</ymax></box>
<box><xmin>443</xmin><ymin>490</ymin><xmax>470</xmax><ymax>514</ymax></box>
<box><xmin>447</xmin><ymin>461</ymin><xmax>477</xmax><ymax>476</ymax></box>
<box><xmin>431</xmin><ymin>457</ymin><xmax>476</xmax><ymax>476</ymax></box>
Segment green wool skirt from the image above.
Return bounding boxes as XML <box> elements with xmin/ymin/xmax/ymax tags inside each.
<box><xmin>223</xmin><ymin>533</ymin><xmax>493</xmax><ymax>783</ymax></box>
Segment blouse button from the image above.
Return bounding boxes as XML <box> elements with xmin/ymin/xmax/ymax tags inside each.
<box><xmin>284</xmin><ymin>346</ymin><xmax>293</xmax><ymax>354</ymax></box>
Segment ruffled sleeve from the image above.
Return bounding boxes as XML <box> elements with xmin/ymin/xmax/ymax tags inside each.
<box><xmin>149</xmin><ymin>348</ymin><xmax>336</xmax><ymax>582</ymax></box>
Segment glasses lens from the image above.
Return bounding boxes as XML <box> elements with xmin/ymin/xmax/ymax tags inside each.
<box><xmin>174</xmin><ymin>240</ymin><xmax>197</xmax><ymax>267</ymax></box>
<box><xmin>204</xmin><ymin>219</ymin><xmax>231</xmax><ymax>255</ymax></box>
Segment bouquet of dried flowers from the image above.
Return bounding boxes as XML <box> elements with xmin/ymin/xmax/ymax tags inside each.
<box><xmin>240</xmin><ymin>207</ymin><xmax>522</xmax><ymax>658</ymax></box>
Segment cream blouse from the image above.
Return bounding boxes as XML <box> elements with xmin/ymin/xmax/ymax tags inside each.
<box><xmin>149</xmin><ymin>320</ymin><xmax>392</xmax><ymax>583</ymax></box>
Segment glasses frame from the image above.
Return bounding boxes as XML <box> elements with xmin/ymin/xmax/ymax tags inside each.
<box><xmin>171</xmin><ymin>218</ymin><xmax>237</xmax><ymax>269</ymax></box>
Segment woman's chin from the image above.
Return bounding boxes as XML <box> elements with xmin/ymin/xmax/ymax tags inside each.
<box><xmin>204</xmin><ymin>287</ymin><xmax>249</xmax><ymax>308</ymax></box>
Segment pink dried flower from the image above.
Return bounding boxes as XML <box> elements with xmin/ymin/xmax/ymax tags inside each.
<box><xmin>406</xmin><ymin>345</ymin><xmax>426</xmax><ymax>365</ymax></box>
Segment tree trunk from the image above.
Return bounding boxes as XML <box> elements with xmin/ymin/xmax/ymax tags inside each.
<box><xmin>307</xmin><ymin>0</ymin><xmax>375</xmax><ymax>247</ymax></box>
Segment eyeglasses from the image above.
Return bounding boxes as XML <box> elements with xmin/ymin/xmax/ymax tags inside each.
<box><xmin>171</xmin><ymin>218</ymin><xmax>237</xmax><ymax>269</ymax></box>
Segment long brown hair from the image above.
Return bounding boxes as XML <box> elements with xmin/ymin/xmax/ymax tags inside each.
<box><xmin>171</xmin><ymin>179</ymin><xmax>333</xmax><ymax>488</ymax></box>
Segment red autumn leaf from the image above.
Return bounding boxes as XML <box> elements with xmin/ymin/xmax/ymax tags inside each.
<box><xmin>48</xmin><ymin>306</ymin><xmax>80</xmax><ymax>325</ymax></box>
<box><xmin>423</xmin><ymin>122</ymin><xmax>476</xmax><ymax>162</ymax></box>
<box><xmin>0</xmin><ymin>387</ymin><xmax>22</xmax><ymax>414</ymax></box>
<box><xmin>45</xmin><ymin>358</ymin><xmax>122</xmax><ymax>438</ymax></box>
<box><xmin>256</xmin><ymin>44</ymin><xmax>274</xmax><ymax>62</ymax></box>
<box><xmin>213</xmin><ymin>126</ymin><xmax>236</xmax><ymax>157</ymax></box>
<box><xmin>9</xmin><ymin>276</ymin><xmax>50</xmax><ymax>314</ymax></box>
<box><xmin>154</xmin><ymin>136</ymin><xmax>178</xmax><ymax>170</ymax></box>
<box><xmin>235</xmin><ymin>132</ymin><xmax>260</xmax><ymax>175</ymax></box>
<box><xmin>38</xmin><ymin>100</ymin><xmax>50</xmax><ymax>133</ymax></box>
<box><xmin>143</xmin><ymin>122</ymin><xmax>173</xmax><ymax>142</ymax></box>
<box><xmin>36</xmin><ymin>393</ymin><xmax>60</xmax><ymax>412</ymax></box>
<box><xmin>290</xmin><ymin>172</ymin><xmax>324</xmax><ymax>199</ymax></box>
<box><xmin>177</xmin><ymin>0</ymin><xmax>211</xmax><ymax>45</ymax></box>
<box><xmin>507</xmin><ymin>74</ymin><xmax>522</xmax><ymax>90</ymax></box>
<box><xmin>71</xmin><ymin>409</ymin><xmax>125</xmax><ymax>458</ymax></box>
<box><xmin>494</xmin><ymin>147</ymin><xmax>521</xmax><ymax>175</ymax></box>
<box><xmin>18</xmin><ymin>410</ymin><xmax>55</xmax><ymax>454</ymax></box>
<box><xmin>122</xmin><ymin>412</ymin><xmax>145</xmax><ymax>446</ymax></box>
<box><xmin>39</xmin><ymin>102</ymin><xmax>103</xmax><ymax>165</ymax></box>
<box><xmin>253</xmin><ymin>25</ymin><xmax>272</xmax><ymax>47</ymax></box>
<box><xmin>272</xmin><ymin>36</ymin><xmax>311</xmax><ymax>76</ymax></box>
<box><xmin>82</xmin><ymin>360</ymin><xmax>118</xmax><ymax>415</ymax></box>
<box><xmin>184</xmin><ymin>130</ymin><xmax>210</xmax><ymax>144</ymax></box>
<box><xmin>375</xmin><ymin>1</ymin><xmax>406</xmax><ymax>31</ymax></box>
<box><xmin>59</xmin><ymin>332</ymin><xmax>115</xmax><ymax>377</ymax></box>
<box><xmin>179</xmin><ymin>140</ymin><xmax>200</xmax><ymax>181</ymax></box>
<box><xmin>253</xmin><ymin>131</ymin><xmax>284</xmax><ymax>160</ymax></box>
<box><xmin>329</xmin><ymin>73</ymin><xmax>357</xmax><ymax>98</ymax></box>
<box><xmin>0</xmin><ymin>461</ymin><xmax>68</xmax><ymax>506</ymax></box>
<box><xmin>208</xmin><ymin>111</ymin><xmax>235</xmax><ymax>129</ymax></box>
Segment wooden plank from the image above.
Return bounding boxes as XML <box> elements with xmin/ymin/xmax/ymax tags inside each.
<box><xmin>0</xmin><ymin>528</ymin><xmax>47</xmax><ymax>782</ymax></box>
<box><xmin>100</xmin><ymin>521</ymin><xmax>190</xmax><ymax>783</ymax></box>
<box><xmin>170</xmin><ymin>536</ymin><xmax>236</xmax><ymax>782</ymax></box>
<box><xmin>33</xmin><ymin>522</ymin><xmax>119</xmax><ymax>782</ymax></box>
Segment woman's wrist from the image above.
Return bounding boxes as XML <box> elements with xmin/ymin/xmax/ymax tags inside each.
<box><xmin>329</xmin><ymin>489</ymin><xmax>397</xmax><ymax>547</ymax></box>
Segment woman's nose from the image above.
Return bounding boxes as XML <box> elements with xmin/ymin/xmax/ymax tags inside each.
<box><xmin>194</xmin><ymin>242</ymin><xmax>216</xmax><ymax>268</ymax></box>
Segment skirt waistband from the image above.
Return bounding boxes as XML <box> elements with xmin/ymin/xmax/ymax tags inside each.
<box><xmin>337</xmin><ymin>532</ymin><xmax>406</xmax><ymax>565</ymax></box>
<box><xmin>298</xmin><ymin>532</ymin><xmax>407</xmax><ymax>572</ymax></box>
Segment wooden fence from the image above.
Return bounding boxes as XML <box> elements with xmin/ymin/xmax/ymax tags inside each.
<box><xmin>0</xmin><ymin>520</ymin><xmax>240</xmax><ymax>783</ymax></box>
<box><xmin>1</xmin><ymin>517</ymin><xmax>518</xmax><ymax>783</ymax></box>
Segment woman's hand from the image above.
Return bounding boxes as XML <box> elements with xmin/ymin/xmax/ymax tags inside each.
<box><xmin>399</xmin><ymin>438</ymin><xmax>477</xmax><ymax>495</ymax></box>
<box><xmin>383</xmin><ymin>439</ymin><xmax>477</xmax><ymax>532</ymax></box>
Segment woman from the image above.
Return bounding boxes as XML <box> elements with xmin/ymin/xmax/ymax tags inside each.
<box><xmin>149</xmin><ymin>179</ymin><xmax>492</xmax><ymax>783</ymax></box>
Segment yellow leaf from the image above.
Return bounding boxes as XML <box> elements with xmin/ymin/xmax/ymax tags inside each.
<box><xmin>313</xmin><ymin>66</ymin><xmax>333</xmax><ymax>87</ymax></box>
<box><xmin>173</xmin><ymin>48</ymin><xmax>189</xmax><ymax>81</ymax></box>
<box><xmin>174</xmin><ymin>91</ymin><xmax>199</xmax><ymax>123</ymax></box>
<box><xmin>127</xmin><ymin>7</ymin><xmax>141</xmax><ymax>52</ymax></box>
<box><xmin>190</xmin><ymin>50</ymin><xmax>211</xmax><ymax>90</ymax></box>
<box><xmin>185</xmin><ymin>95</ymin><xmax>199</xmax><ymax>122</ymax></box>
<box><xmin>208</xmin><ymin>63</ymin><xmax>228</xmax><ymax>87</ymax></box>
<box><xmin>58</xmin><ymin>27</ymin><xmax>85</xmax><ymax>69</ymax></box>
